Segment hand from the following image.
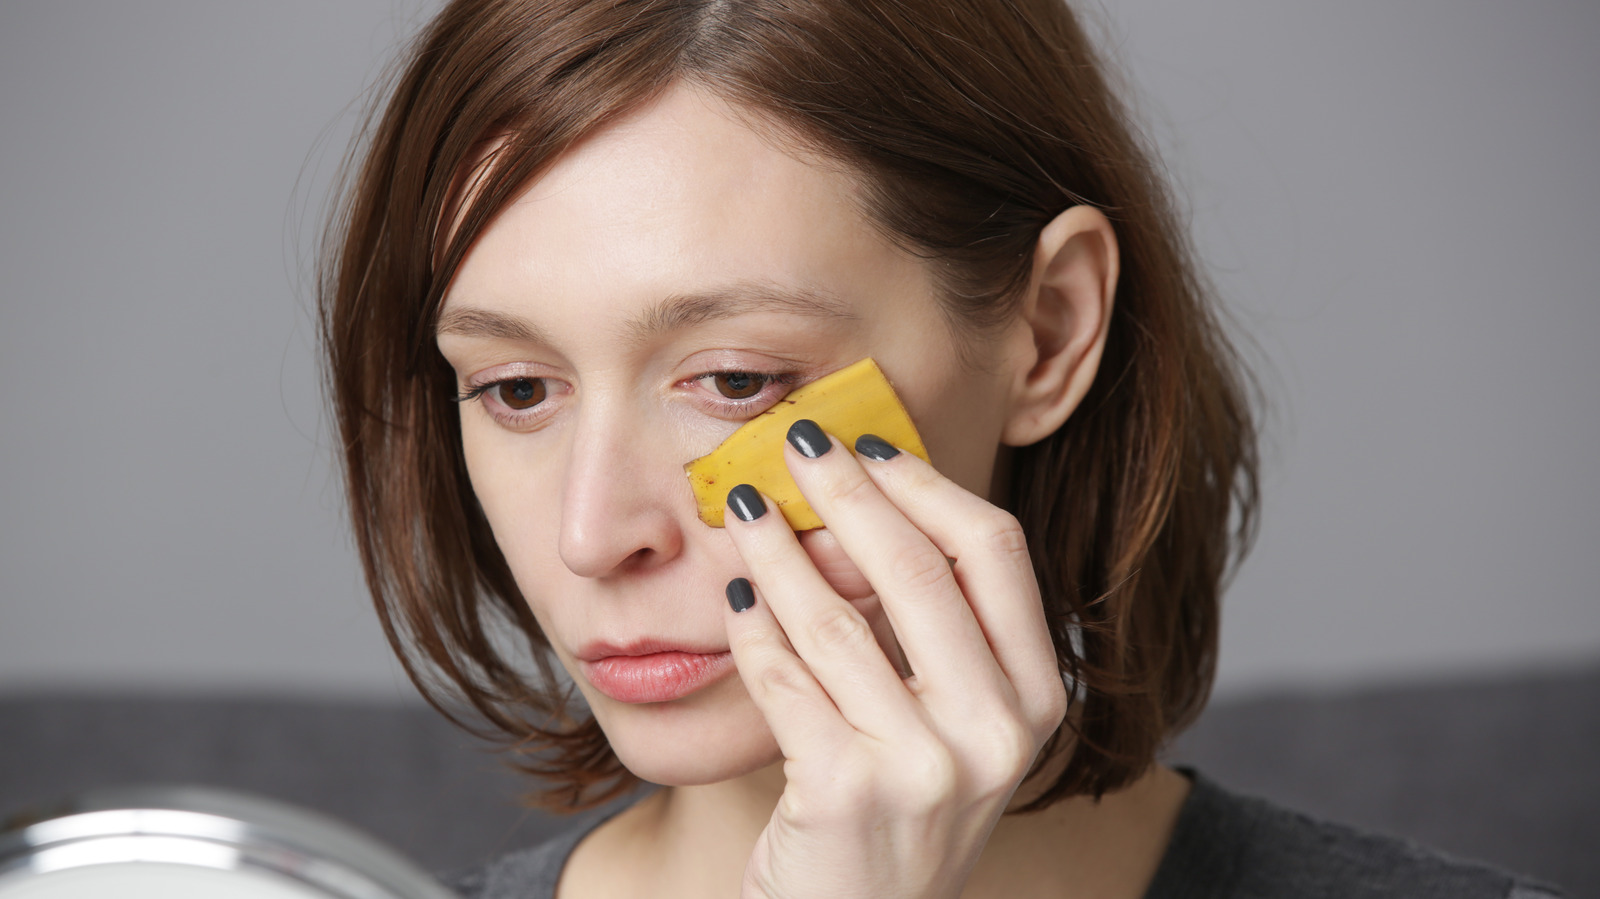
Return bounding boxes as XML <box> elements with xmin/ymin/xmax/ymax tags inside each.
<box><xmin>721</xmin><ymin>421</ymin><xmax>1069</xmax><ymax>899</ymax></box>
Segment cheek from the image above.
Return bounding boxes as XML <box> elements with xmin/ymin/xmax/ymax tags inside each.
<box><xmin>890</xmin><ymin>351</ymin><xmax>1011</xmax><ymax>502</ymax></box>
<box><xmin>921</xmin><ymin>399</ymin><xmax>1007</xmax><ymax>501</ymax></box>
<box><xmin>459</xmin><ymin>416</ymin><xmax>563</xmax><ymax>574</ymax></box>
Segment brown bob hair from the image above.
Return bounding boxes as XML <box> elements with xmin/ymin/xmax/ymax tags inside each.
<box><xmin>319</xmin><ymin>0</ymin><xmax>1258</xmax><ymax>811</ymax></box>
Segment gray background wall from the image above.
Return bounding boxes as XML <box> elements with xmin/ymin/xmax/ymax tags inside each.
<box><xmin>2</xmin><ymin>1</ymin><xmax>1596</xmax><ymax>702</ymax></box>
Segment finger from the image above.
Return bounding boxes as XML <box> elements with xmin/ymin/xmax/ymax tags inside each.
<box><xmin>722</xmin><ymin>576</ymin><xmax>853</xmax><ymax>758</ymax></box>
<box><xmin>724</xmin><ymin>483</ymin><xmax>925</xmax><ymax>738</ymax></box>
<box><xmin>797</xmin><ymin>528</ymin><xmax>873</xmax><ymax>601</ymax></box>
<box><xmin>780</xmin><ymin>422</ymin><xmax>1008</xmax><ymax>702</ymax></box>
<box><xmin>795</xmin><ymin>529</ymin><xmax>909</xmax><ymax>673</ymax></box>
<box><xmin>849</xmin><ymin>436</ymin><xmax>1064</xmax><ymax>726</ymax></box>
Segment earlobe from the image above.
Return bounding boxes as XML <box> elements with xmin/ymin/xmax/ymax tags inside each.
<box><xmin>1000</xmin><ymin>205</ymin><xmax>1119</xmax><ymax>447</ymax></box>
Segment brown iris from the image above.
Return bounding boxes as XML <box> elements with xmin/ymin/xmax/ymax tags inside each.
<box><xmin>712</xmin><ymin>372</ymin><xmax>764</xmax><ymax>399</ymax></box>
<box><xmin>497</xmin><ymin>377</ymin><xmax>546</xmax><ymax>410</ymax></box>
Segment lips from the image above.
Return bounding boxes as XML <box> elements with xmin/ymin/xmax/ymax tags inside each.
<box><xmin>575</xmin><ymin>640</ymin><xmax>735</xmax><ymax>704</ymax></box>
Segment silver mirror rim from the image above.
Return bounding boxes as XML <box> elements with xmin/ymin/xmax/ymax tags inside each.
<box><xmin>0</xmin><ymin>786</ymin><xmax>459</xmax><ymax>899</ymax></box>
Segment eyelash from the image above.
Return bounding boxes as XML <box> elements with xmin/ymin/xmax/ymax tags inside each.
<box><xmin>450</xmin><ymin>369</ymin><xmax>803</xmax><ymax>428</ymax></box>
<box><xmin>451</xmin><ymin>377</ymin><xmax>557</xmax><ymax>431</ymax></box>
<box><xmin>452</xmin><ymin>381</ymin><xmax>515</xmax><ymax>405</ymax></box>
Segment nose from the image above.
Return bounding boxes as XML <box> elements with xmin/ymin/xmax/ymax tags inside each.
<box><xmin>557</xmin><ymin>406</ymin><xmax>688</xmax><ymax>579</ymax></box>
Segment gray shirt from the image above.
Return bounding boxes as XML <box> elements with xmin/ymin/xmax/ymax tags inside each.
<box><xmin>446</xmin><ymin>770</ymin><xmax>1564</xmax><ymax>898</ymax></box>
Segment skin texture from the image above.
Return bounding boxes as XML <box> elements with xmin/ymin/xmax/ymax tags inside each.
<box><xmin>435</xmin><ymin>84</ymin><xmax>1186</xmax><ymax>899</ymax></box>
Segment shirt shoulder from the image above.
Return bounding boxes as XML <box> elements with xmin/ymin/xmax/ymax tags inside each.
<box><xmin>1145</xmin><ymin>770</ymin><xmax>1566</xmax><ymax>899</ymax></box>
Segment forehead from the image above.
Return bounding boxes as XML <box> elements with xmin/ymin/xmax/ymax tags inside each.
<box><xmin>442</xmin><ymin>84</ymin><xmax>925</xmax><ymax>335</ymax></box>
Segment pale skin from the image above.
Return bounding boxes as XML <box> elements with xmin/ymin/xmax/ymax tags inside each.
<box><xmin>435</xmin><ymin>84</ymin><xmax>1190</xmax><ymax>898</ymax></box>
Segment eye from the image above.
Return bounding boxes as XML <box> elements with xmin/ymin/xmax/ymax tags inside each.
<box><xmin>451</xmin><ymin>376</ymin><xmax>554</xmax><ymax>427</ymax></box>
<box><xmin>497</xmin><ymin>377</ymin><xmax>546</xmax><ymax>410</ymax></box>
<box><xmin>689</xmin><ymin>369</ymin><xmax>802</xmax><ymax>418</ymax></box>
<box><xmin>710</xmin><ymin>371</ymin><xmax>764</xmax><ymax>399</ymax></box>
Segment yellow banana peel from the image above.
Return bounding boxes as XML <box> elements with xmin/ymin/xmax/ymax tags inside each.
<box><xmin>684</xmin><ymin>357</ymin><xmax>930</xmax><ymax>530</ymax></box>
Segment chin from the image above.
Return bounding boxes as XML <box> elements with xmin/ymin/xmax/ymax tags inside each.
<box><xmin>587</xmin><ymin>676</ymin><xmax>783</xmax><ymax>786</ymax></box>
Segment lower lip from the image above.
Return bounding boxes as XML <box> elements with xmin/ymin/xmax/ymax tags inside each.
<box><xmin>580</xmin><ymin>651</ymin><xmax>735</xmax><ymax>704</ymax></box>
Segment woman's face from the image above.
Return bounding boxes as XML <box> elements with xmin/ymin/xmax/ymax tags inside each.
<box><xmin>436</xmin><ymin>85</ymin><xmax>1022</xmax><ymax>786</ymax></box>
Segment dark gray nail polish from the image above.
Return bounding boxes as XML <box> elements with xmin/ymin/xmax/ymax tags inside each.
<box><xmin>727</xmin><ymin>484</ymin><xmax>766</xmax><ymax>522</ymax></box>
<box><xmin>726</xmin><ymin>577</ymin><xmax>756</xmax><ymax>613</ymax></box>
<box><xmin>786</xmin><ymin>419</ymin><xmax>831</xmax><ymax>458</ymax></box>
<box><xmin>855</xmin><ymin>433</ymin><xmax>900</xmax><ymax>461</ymax></box>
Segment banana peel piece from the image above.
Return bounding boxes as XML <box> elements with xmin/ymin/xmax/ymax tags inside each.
<box><xmin>685</xmin><ymin>357</ymin><xmax>930</xmax><ymax>530</ymax></box>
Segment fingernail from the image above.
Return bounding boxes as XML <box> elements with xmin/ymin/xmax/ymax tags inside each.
<box><xmin>854</xmin><ymin>433</ymin><xmax>900</xmax><ymax>461</ymax></box>
<box><xmin>726</xmin><ymin>577</ymin><xmax>756</xmax><ymax>612</ymax></box>
<box><xmin>786</xmin><ymin>419</ymin><xmax>831</xmax><ymax>458</ymax></box>
<box><xmin>727</xmin><ymin>484</ymin><xmax>766</xmax><ymax>522</ymax></box>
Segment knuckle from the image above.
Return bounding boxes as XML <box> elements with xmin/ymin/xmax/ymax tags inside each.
<box><xmin>972</xmin><ymin>509</ymin><xmax>1029</xmax><ymax>560</ymax></box>
<box><xmin>895</xmin><ymin>740</ymin><xmax>957</xmax><ymax>802</ymax></box>
<box><xmin>739</xmin><ymin>526</ymin><xmax>792</xmax><ymax>568</ymax></box>
<box><xmin>730</xmin><ymin>624</ymin><xmax>771</xmax><ymax>657</ymax></box>
<box><xmin>752</xmin><ymin>659</ymin><xmax>811</xmax><ymax>703</ymax></box>
<box><xmin>887</xmin><ymin>543</ymin><xmax>954</xmax><ymax>593</ymax></box>
<box><xmin>957</xmin><ymin>712</ymin><xmax>1042</xmax><ymax>799</ymax></box>
<box><xmin>774</xmin><ymin>787</ymin><xmax>813</xmax><ymax>826</ymax></box>
<box><xmin>783</xmin><ymin>763</ymin><xmax>869</xmax><ymax>825</ymax></box>
<box><xmin>988</xmin><ymin>720</ymin><xmax>1039</xmax><ymax>781</ymax></box>
<box><xmin>820</xmin><ymin>468</ymin><xmax>878</xmax><ymax>508</ymax></box>
<box><xmin>1037</xmin><ymin>678</ymin><xmax>1070</xmax><ymax>733</ymax></box>
<box><xmin>809</xmin><ymin>605</ymin><xmax>876</xmax><ymax>655</ymax></box>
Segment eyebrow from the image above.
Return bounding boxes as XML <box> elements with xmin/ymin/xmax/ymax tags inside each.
<box><xmin>435</xmin><ymin>279</ymin><xmax>859</xmax><ymax>346</ymax></box>
<box><xmin>434</xmin><ymin>305</ymin><xmax>551</xmax><ymax>343</ymax></box>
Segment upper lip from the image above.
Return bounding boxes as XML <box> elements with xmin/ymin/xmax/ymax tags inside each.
<box><xmin>574</xmin><ymin>638</ymin><xmax>729</xmax><ymax>662</ymax></box>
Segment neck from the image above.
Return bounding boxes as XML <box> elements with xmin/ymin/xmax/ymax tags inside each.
<box><xmin>963</xmin><ymin>765</ymin><xmax>1190</xmax><ymax>899</ymax></box>
<box><xmin>564</xmin><ymin>760</ymin><xmax>787</xmax><ymax>898</ymax></box>
<box><xmin>564</xmin><ymin>761</ymin><xmax>1189</xmax><ymax>899</ymax></box>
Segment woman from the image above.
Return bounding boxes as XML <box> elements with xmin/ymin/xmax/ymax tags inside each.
<box><xmin>319</xmin><ymin>0</ymin><xmax>1555</xmax><ymax>895</ymax></box>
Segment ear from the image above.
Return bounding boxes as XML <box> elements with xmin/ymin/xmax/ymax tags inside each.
<box><xmin>1000</xmin><ymin>205</ymin><xmax>1119</xmax><ymax>447</ymax></box>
